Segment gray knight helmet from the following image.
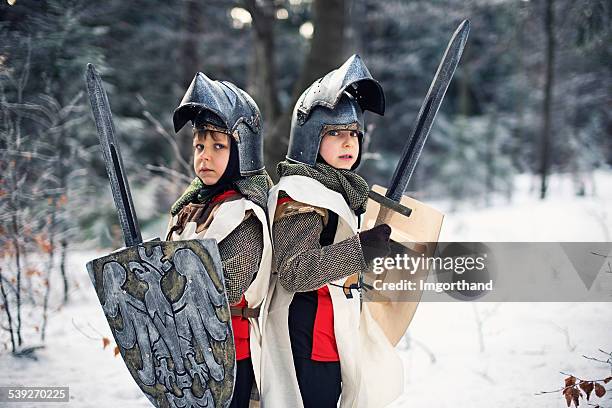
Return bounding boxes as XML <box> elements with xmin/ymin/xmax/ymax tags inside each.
<box><xmin>287</xmin><ymin>54</ymin><xmax>385</xmax><ymax>169</ymax></box>
<box><xmin>173</xmin><ymin>72</ymin><xmax>264</xmax><ymax>175</ymax></box>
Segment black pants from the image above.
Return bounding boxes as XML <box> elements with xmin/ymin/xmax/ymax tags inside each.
<box><xmin>229</xmin><ymin>358</ymin><xmax>255</xmax><ymax>408</ymax></box>
<box><xmin>293</xmin><ymin>357</ymin><xmax>341</xmax><ymax>408</ymax></box>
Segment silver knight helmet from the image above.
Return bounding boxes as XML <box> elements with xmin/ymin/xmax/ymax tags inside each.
<box><xmin>173</xmin><ymin>73</ymin><xmax>264</xmax><ymax>175</ymax></box>
<box><xmin>287</xmin><ymin>54</ymin><xmax>385</xmax><ymax>169</ymax></box>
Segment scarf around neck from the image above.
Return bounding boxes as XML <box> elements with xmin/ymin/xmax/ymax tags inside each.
<box><xmin>276</xmin><ymin>160</ymin><xmax>369</xmax><ymax>215</ymax></box>
<box><xmin>170</xmin><ymin>172</ymin><xmax>273</xmax><ymax>216</ymax></box>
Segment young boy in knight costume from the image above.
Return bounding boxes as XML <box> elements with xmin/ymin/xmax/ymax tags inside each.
<box><xmin>261</xmin><ymin>55</ymin><xmax>404</xmax><ymax>407</ymax></box>
<box><xmin>166</xmin><ymin>72</ymin><xmax>272</xmax><ymax>408</ymax></box>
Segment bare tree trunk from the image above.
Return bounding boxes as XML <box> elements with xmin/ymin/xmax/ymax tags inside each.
<box><xmin>514</xmin><ymin>3</ymin><xmax>527</xmax><ymax>175</ymax></box>
<box><xmin>8</xmin><ymin>40</ymin><xmax>30</xmax><ymax>349</ymax></box>
<box><xmin>41</xmin><ymin>197</ymin><xmax>58</xmax><ymax>342</ymax></box>
<box><xmin>294</xmin><ymin>0</ymin><xmax>348</xmax><ymax>99</ymax></box>
<box><xmin>60</xmin><ymin>238</ymin><xmax>69</xmax><ymax>304</ymax></box>
<box><xmin>11</xmin><ymin>213</ymin><xmax>23</xmax><ymax>347</ymax></box>
<box><xmin>346</xmin><ymin>0</ymin><xmax>365</xmax><ymax>55</ymax></box>
<box><xmin>539</xmin><ymin>0</ymin><xmax>555</xmax><ymax>199</ymax></box>
<box><xmin>458</xmin><ymin>51</ymin><xmax>472</xmax><ymax>117</ymax></box>
<box><xmin>173</xmin><ymin>0</ymin><xmax>204</xmax><ymax>194</ymax></box>
<box><xmin>41</xmin><ymin>253</ymin><xmax>54</xmax><ymax>342</ymax></box>
<box><xmin>485</xmin><ymin>109</ymin><xmax>498</xmax><ymax>206</ymax></box>
<box><xmin>244</xmin><ymin>0</ymin><xmax>281</xmax><ymax>124</ymax></box>
<box><xmin>264</xmin><ymin>0</ymin><xmax>349</xmax><ymax>174</ymax></box>
<box><xmin>0</xmin><ymin>266</ymin><xmax>16</xmax><ymax>353</ymax></box>
<box><xmin>181</xmin><ymin>0</ymin><xmax>202</xmax><ymax>91</ymax></box>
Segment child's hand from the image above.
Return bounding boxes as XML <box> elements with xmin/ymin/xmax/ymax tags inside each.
<box><xmin>359</xmin><ymin>224</ymin><xmax>392</xmax><ymax>263</ymax></box>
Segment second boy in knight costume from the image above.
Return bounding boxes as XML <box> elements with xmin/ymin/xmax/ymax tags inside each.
<box><xmin>261</xmin><ymin>55</ymin><xmax>404</xmax><ymax>407</ymax></box>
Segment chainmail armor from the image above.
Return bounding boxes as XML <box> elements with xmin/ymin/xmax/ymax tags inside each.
<box><xmin>218</xmin><ymin>213</ymin><xmax>263</xmax><ymax>304</ymax></box>
<box><xmin>273</xmin><ymin>210</ymin><xmax>367</xmax><ymax>292</ymax></box>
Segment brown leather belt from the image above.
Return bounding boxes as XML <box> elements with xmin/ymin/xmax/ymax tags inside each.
<box><xmin>230</xmin><ymin>306</ymin><xmax>260</xmax><ymax>318</ymax></box>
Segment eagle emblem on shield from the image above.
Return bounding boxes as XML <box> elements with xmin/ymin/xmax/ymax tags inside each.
<box><xmin>87</xmin><ymin>240</ymin><xmax>235</xmax><ymax>408</ymax></box>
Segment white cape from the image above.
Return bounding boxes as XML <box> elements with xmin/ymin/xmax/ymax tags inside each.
<box><xmin>260</xmin><ymin>175</ymin><xmax>403</xmax><ymax>408</ymax></box>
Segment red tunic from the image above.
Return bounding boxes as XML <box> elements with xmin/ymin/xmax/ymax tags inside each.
<box><xmin>277</xmin><ymin>196</ymin><xmax>340</xmax><ymax>362</ymax></box>
<box><xmin>311</xmin><ymin>285</ymin><xmax>339</xmax><ymax>361</ymax></box>
<box><xmin>231</xmin><ymin>296</ymin><xmax>251</xmax><ymax>360</ymax></box>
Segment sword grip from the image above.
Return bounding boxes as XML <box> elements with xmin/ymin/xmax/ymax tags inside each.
<box><xmin>374</xmin><ymin>206</ymin><xmax>393</xmax><ymax>227</ymax></box>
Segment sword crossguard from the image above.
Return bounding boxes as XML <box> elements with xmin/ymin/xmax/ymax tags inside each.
<box><xmin>368</xmin><ymin>190</ymin><xmax>413</xmax><ymax>227</ymax></box>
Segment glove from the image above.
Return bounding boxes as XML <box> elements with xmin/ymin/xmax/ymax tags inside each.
<box><xmin>358</xmin><ymin>224</ymin><xmax>392</xmax><ymax>264</ymax></box>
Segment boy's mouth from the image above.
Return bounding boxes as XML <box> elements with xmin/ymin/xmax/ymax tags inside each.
<box><xmin>338</xmin><ymin>154</ymin><xmax>353</xmax><ymax>160</ymax></box>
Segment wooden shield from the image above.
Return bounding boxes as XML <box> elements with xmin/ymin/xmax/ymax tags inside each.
<box><xmin>362</xmin><ymin>185</ymin><xmax>444</xmax><ymax>346</ymax></box>
<box><xmin>86</xmin><ymin>239</ymin><xmax>235</xmax><ymax>408</ymax></box>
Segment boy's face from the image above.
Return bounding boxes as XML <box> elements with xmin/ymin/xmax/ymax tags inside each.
<box><xmin>319</xmin><ymin>128</ymin><xmax>360</xmax><ymax>170</ymax></box>
<box><xmin>193</xmin><ymin>129</ymin><xmax>231</xmax><ymax>185</ymax></box>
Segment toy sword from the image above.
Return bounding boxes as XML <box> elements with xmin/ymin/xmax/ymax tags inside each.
<box><xmin>372</xmin><ymin>20</ymin><xmax>470</xmax><ymax>223</ymax></box>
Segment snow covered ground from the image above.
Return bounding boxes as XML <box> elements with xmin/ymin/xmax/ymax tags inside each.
<box><xmin>1</xmin><ymin>171</ymin><xmax>611</xmax><ymax>407</ymax></box>
<box><xmin>393</xmin><ymin>171</ymin><xmax>612</xmax><ymax>408</ymax></box>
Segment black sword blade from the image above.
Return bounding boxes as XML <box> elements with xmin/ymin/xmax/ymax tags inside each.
<box><xmin>385</xmin><ymin>20</ymin><xmax>470</xmax><ymax>202</ymax></box>
<box><xmin>86</xmin><ymin>64</ymin><xmax>142</xmax><ymax>247</ymax></box>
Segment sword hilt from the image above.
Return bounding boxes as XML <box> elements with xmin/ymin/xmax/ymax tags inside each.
<box><xmin>369</xmin><ymin>190</ymin><xmax>413</xmax><ymax>227</ymax></box>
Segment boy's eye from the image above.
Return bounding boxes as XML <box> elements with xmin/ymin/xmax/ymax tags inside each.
<box><xmin>350</xmin><ymin>131</ymin><xmax>358</xmax><ymax>137</ymax></box>
<box><xmin>194</xmin><ymin>144</ymin><xmax>204</xmax><ymax>152</ymax></box>
<box><xmin>327</xmin><ymin>130</ymin><xmax>339</xmax><ymax>137</ymax></box>
<box><xmin>214</xmin><ymin>143</ymin><xmax>227</xmax><ymax>150</ymax></box>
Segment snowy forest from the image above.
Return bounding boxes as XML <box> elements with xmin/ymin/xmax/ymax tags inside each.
<box><xmin>0</xmin><ymin>0</ymin><xmax>611</xmax><ymax>407</ymax></box>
